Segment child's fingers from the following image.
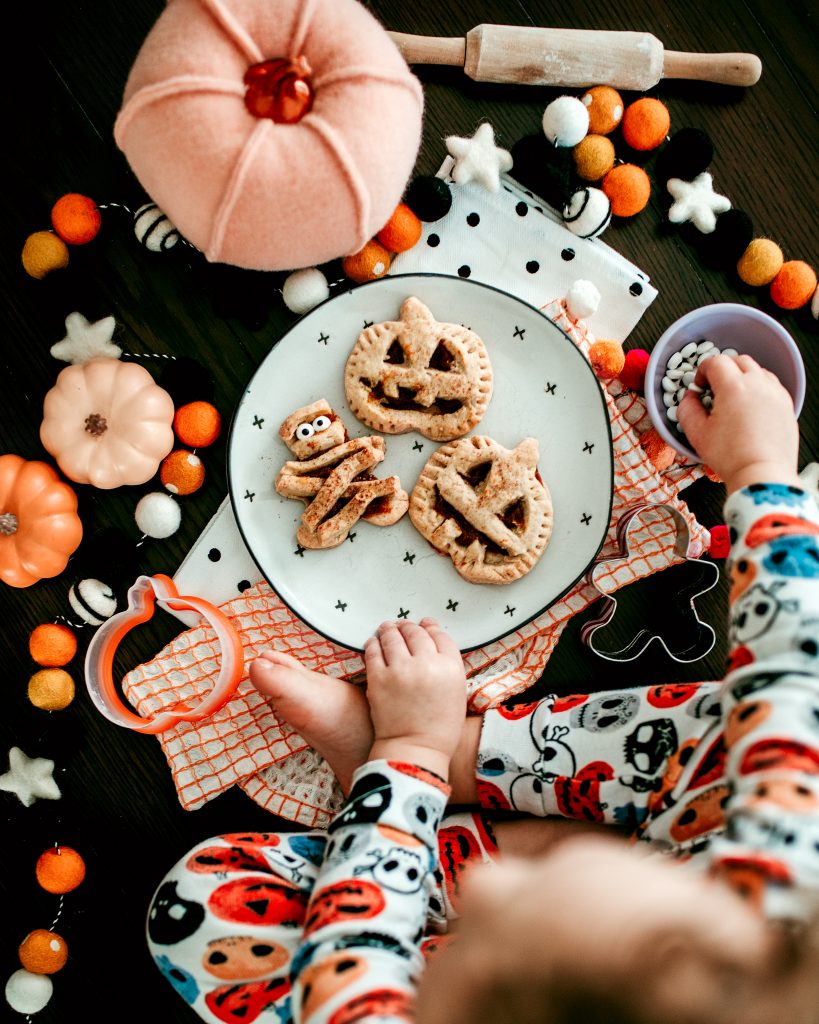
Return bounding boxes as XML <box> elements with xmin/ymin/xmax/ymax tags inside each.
<box><xmin>396</xmin><ymin>620</ymin><xmax>436</xmax><ymax>656</ymax></box>
<box><xmin>694</xmin><ymin>353</ymin><xmax>742</xmax><ymax>390</ymax></box>
<box><xmin>677</xmin><ymin>389</ymin><xmax>709</xmax><ymax>441</ymax></box>
<box><xmin>420</xmin><ymin>617</ymin><xmax>462</xmax><ymax>658</ymax></box>
<box><xmin>376</xmin><ymin>621</ymin><xmax>409</xmax><ymax>665</ymax></box>
<box><xmin>364</xmin><ymin>635</ymin><xmax>385</xmax><ymax>674</ymax></box>
<box><xmin>733</xmin><ymin>353</ymin><xmax>761</xmax><ymax>374</ymax></box>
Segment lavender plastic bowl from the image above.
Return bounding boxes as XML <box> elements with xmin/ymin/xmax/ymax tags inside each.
<box><xmin>645</xmin><ymin>303</ymin><xmax>806</xmax><ymax>461</ymax></box>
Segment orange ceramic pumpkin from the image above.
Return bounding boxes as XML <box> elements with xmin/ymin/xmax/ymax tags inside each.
<box><xmin>40</xmin><ymin>358</ymin><xmax>175</xmax><ymax>489</ymax></box>
<box><xmin>0</xmin><ymin>455</ymin><xmax>83</xmax><ymax>588</ymax></box>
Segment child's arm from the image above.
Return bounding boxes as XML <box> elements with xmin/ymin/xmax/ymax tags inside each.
<box><xmin>678</xmin><ymin>356</ymin><xmax>819</xmax><ymax>922</ymax></box>
<box><xmin>289</xmin><ymin>619</ymin><xmax>466</xmax><ymax>1023</ymax></box>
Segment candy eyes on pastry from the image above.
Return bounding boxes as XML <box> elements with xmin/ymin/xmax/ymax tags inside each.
<box><xmin>296</xmin><ymin>422</ymin><xmax>316</xmax><ymax>439</ymax></box>
<box><xmin>312</xmin><ymin>415</ymin><xmax>332</xmax><ymax>432</ymax></box>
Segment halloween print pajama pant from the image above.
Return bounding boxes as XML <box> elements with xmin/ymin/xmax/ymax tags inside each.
<box><xmin>148</xmin><ymin>484</ymin><xmax>819</xmax><ymax>1022</ymax></box>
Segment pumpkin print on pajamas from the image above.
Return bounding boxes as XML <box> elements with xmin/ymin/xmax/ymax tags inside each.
<box><xmin>205</xmin><ymin>975</ymin><xmax>290</xmax><ymax>1024</ymax></box>
<box><xmin>209</xmin><ymin>876</ymin><xmax>309</xmax><ymax>927</ymax></box>
<box><xmin>300</xmin><ymin>951</ymin><xmax>369</xmax><ymax>1018</ymax></box>
<box><xmin>148</xmin><ymin>881</ymin><xmax>205</xmax><ymax>945</ymax></box>
<box><xmin>187</xmin><ymin>845</ymin><xmax>274</xmax><ymax>876</ymax></box>
<box><xmin>646</xmin><ymin>683</ymin><xmax>702</xmax><ymax>708</ymax></box>
<box><xmin>328</xmin><ymin>987</ymin><xmax>413</xmax><ymax>1024</ymax></box>
<box><xmin>303</xmin><ymin>880</ymin><xmax>386</xmax><ymax>937</ymax></box>
<box><xmin>204</xmin><ymin>936</ymin><xmax>291</xmax><ymax>979</ymax></box>
<box><xmin>669</xmin><ymin>784</ymin><xmax>731</xmax><ymax>842</ymax></box>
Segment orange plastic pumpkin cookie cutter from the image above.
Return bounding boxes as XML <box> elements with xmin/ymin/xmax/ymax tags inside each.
<box><xmin>579</xmin><ymin>503</ymin><xmax>719</xmax><ymax>663</ymax></box>
<box><xmin>84</xmin><ymin>574</ymin><xmax>243</xmax><ymax>733</ymax></box>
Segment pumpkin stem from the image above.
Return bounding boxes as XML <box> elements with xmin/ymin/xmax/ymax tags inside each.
<box><xmin>0</xmin><ymin>512</ymin><xmax>18</xmax><ymax>536</ymax></box>
<box><xmin>85</xmin><ymin>413</ymin><xmax>108</xmax><ymax>436</ymax></box>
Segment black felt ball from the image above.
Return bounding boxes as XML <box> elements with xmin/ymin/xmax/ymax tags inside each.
<box><xmin>404</xmin><ymin>175</ymin><xmax>453</xmax><ymax>222</ymax></box>
<box><xmin>509</xmin><ymin>134</ymin><xmax>574</xmax><ymax>209</ymax></box>
<box><xmin>158</xmin><ymin>356</ymin><xmax>215</xmax><ymax>406</ymax></box>
<box><xmin>699</xmin><ymin>209</ymin><xmax>754</xmax><ymax>269</ymax></box>
<box><xmin>654</xmin><ymin>128</ymin><xmax>714</xmax><ymax>184</ymax></box>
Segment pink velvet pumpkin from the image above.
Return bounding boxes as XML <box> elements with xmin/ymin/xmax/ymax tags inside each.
<box><xmin>114</xmin><ymin>0</ymin><xmax>424</xmax><ymax>271</ymax></box>
<box><xmin>40</xmin><ymin>359</ymin><xmax>175</xmax><ymax>489</ymax></box>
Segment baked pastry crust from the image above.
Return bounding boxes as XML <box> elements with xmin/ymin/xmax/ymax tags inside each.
<box><xmin>409</xmin><ymin>435</ymin><xmax>553</xmax><ymax>584</ymax></box>
<box><xmin>344</xmin><ymin>296</ymin><xmax>493</xmax><ymax>441</ymax></box>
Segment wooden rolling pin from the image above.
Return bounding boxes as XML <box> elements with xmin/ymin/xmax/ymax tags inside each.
<box><xmin>388</xmin><ymin>26</ymin><xmax>762</xmax><ymax>90</ymax></box>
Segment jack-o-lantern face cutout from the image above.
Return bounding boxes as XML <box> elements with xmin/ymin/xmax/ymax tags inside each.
<box><xmin>409</xmin><ymin>435</ymin><xmax>553</xmax><ymax>584</ymax></box>
<box><xmin>344</xmin><ymin>297</ymin><xmax>493</xmax><ymax>441</ymax></box>
<box><xmin>204</xmin><ymin>936</ymin><xmax>290</xmax><ymax>980</ymax></box>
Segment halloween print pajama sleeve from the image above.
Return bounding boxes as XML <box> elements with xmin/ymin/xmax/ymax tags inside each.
<box><xmin>146</xmin><ymin>761</ymin><xmax>498</xmax><ymax>1024</ymax></box>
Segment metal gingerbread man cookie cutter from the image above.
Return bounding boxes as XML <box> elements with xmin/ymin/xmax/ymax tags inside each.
<box><xmin>580</xmin><ymin>502</ymin><xmax>720</xmax><ymax>663</ymax></box>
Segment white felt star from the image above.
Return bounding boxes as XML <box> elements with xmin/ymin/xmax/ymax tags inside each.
<box><xmin>667</xmin><ymin>172</ymin><xmax>731</xmax><ymax>234</ymax></box>
<box><xmin>0</xmin><ymin>747</ymin><xmax>61</xmax><ymax>807</ymax></box>
<box><xmin>445</xmin><ymin>122</ymin><xmax>513</xmax><ymax>192</ymax></box>
<box><xmin>50</xmin><ymin>312</ymin><xmax>121</xmax><ymax>364</ymax></box>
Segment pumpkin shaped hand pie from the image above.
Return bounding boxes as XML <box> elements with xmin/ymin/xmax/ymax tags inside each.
<box><xmin>409</xmin><ymin>435</ymin><xmax>553</xmax><ymax>585</ymax></box>
<box><xmin>275</xmin><ymin>399</ymin><xmax>408</xmax><ymax>549</ymax></box>
<box><xmin>344</xmin><ymin>297</ymin><xmax>493</xmax><ymax>441</ymax></box>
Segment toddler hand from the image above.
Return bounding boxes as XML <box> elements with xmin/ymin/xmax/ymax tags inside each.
<box><xmin>364</xmin><ymin>618</ymin><xmax>466</xmax><ymax>779</ymax></box>
<box><xmin>677</xmin><ymin>354</ymin><xmax>800</xmax><ymax>494</ymax></box>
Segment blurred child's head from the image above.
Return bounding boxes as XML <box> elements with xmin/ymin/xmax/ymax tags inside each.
<box><xmin>417</xmin><ymin>834</ymin><xmax>819</xmax><ymax>1024</ymax></box>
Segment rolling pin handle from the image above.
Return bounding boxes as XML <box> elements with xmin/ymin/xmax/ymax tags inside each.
<box><xmin>662</xmin><ymin>50</ymin><xmax>762</xmax><ymax>86</ymax></box>
<box><xmin>387</xmin><ymin>31</ymin><xmax>466</xmax><ymax>68</ymax></box>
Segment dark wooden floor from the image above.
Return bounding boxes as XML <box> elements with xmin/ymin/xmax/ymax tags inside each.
<box><xmin>2</xmin><ymin>1</ymin><xmax>816</xmax><ymax>1020</ymax></box>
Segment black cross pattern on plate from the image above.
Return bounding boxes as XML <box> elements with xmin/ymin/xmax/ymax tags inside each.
<box><xmin>252</xmin><ymin>415</ymin><xmax>264</xmax><ymax>429</ymax></box>
<box><xmin>581</xmin><ymin>513</ymin><xmax>592</xmax><ymax>525</ymax></box>
<box><xmin>397</xmin><ymin>608</ymin><xmax>410</xmax><ymax>619</ymax></box>
<box><xmin>347</xmin><ymin>532</ymin><xmax>357</xmax><ymax>543</ymax></box>
<box><xmin>446</xmin><ymin>599</ymin><xmax>459</xmax><ymax>611</ymax></box>
<box><xmin>294</xmin><ymin>544</ymin><xmax>305</xmax><ymax>557</ymax></box>
<box><xmin>362</xmin><ymin>319</ymin><xmax>373</xmax><ymax>328</ymax></box>
<box><xmin>412</xmin><ymin>441</ymin><xmax>424</xmax><ymax>452</ymax></box>
<box><xmin>317</xmin><ymin>331</ymin><xmax>329</xmax><ymax>345</ymax></box>
<box><xmin>513</xmin><ymin>326</ymin><xmax>525</xmax><ymax>340</ymax></box>
<box><xmin>244</xmin><ymin>490</ymin><xmax>255</xmax><ymax>502</ymax></box>
<box><xmin>544</xmin><ymin>382</ymin><xmax>557</xmax><ymax>395</ymax></box>
<box><xmin>335</xmin><ymin>600</ymin><xmax>347</xmax><ymax>612</ymax></box>
<box><xmin>504</xmin><ymin>605</ymin><xmax>515</xmax><ymax>616</ymax></box>
<box><xmin>583</xmin><ymin>441</ymin><xmax>595</xmax><ymax>454</ymax></box>
<box><xmin>404</xmin><ymin>552</ymin><xmax>416</xmax><ymax>564</ymax></box>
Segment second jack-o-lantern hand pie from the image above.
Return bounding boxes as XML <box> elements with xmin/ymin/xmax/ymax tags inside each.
<box><xmin>275</xmin><ymin>398</ymin><xmax>408</xmax><ymax>549</ymax></box>
<box><xmin>344</xmin><ymin>297</ymin><xmax>493</xmax><ymax>441</ymax></box>
<box><xmin>409</xmin><ymin>435</ymin><xmax>553</xmax><ymax>585</ymax></box>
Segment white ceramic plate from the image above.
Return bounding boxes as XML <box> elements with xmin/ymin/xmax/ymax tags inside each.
<box><xmin>228</xmin><ymin>273</ymin><xmax>613</xmax><ymax>652</ymax></box>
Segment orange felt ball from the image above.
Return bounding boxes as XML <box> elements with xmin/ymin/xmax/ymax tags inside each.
<box><xmin>342</xmin><ymin>239</ymin><xmax>392</xmax><ymax>283</ymax></box>
<box><xmin>573</xmin><ymin>135</ymin><xmax>616</xmax><ymax>182</ymax></box>
<box><xmin>601</xmin><ymin>164</ymin><xmax>651</xmax><ymax>217</ymax></box>
<box><xmin>19</xmin><ymin>930</ymin><xmax>68</xmax><ymax>975</ymax></box>
<box><xmin>580</xmin><ymin>85</ymin><xmax>624</xmax><ymax>135</ymax></box>
<box><xmin>160</xmin><ymin>450</ymin><xmax>206</xmax><ymax>495</ymax></box>
<box><xmin>376</xmin><ymin>203</ymin><xmax>422</xmax><ymax>253</ymax></box>
<box><xmin>621</xmin><ymin>98</ymin><xmax>670</xmax><ymax>151</ymax></box>
<box><xmin>51</xmin><ymin>193</ymin><xmax>102</xmax><ymax>245</ymax></box>
<box><xmin>29</xmin><ymin>624</ymin><xmax>77</xmax><ymax>667</ymax></box>
<box><xmin>588</xmin><ymin>339</ymin><xmax>626</xmax><ymax>379</ymax></box>
<box><xmin>640</xmin><ymin>427</ymin><xmax>675</xmax><ymax>471</ymax></box>
<box><xmin>173</xmin><ymin>402</ymin><xmax>221</xmax><ymax>448</ymax></box>
<box><xmin>22</xmin><ymin>231</ymin><xmax>70</xmax><ymax>279</ymax></box>
<box><xmin>28</xmin><ymin>669</ymin><xmax>75</xmax><ymax>711</ymax></box>
<box><xmin>770</xmin><ymin>260</ymin><xmax>817</xmax><ymax>310</ymax></box>
<box><xmin>36</xmin><ymin>847</ymin><xmax>86</xmax><ymax>894</ymax></box>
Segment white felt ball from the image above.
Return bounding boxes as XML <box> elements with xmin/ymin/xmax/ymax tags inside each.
<box><xmin>563</xmin><ymin>188</ymin><xmax>612</xmax><ymax>239</ymax></box>
<box><xmin>565</xmin><ymin>279</ymin><xmax>601</xmax><ymax>321</ymax></box>
<box><xmin>135</xmin><ymin>492</ymin><xmax>181</xmax><ymax>539</ymax></box>
<box><xmin>282</xmin><ymin>268</ymin><xmax>330</xmax><ymax>315</ymax></box>
<box><xmin>6</xmin><ymin>969</ymin><xmax>53</xmax><ymax>1014</ymax></box>
<box><xmin>811</xmin><ymin>283</ymin><xmax>819</xmax><ymax>320</ymax></box>
<box><xmin>68</xmin><ymin>578</ymin><xmax>118</xmax><ymax>626</ymax></box>
<box><xmin>542</xmin><ymin>96</ymin><xmax>590</xmax><ymax>147</ymax></box>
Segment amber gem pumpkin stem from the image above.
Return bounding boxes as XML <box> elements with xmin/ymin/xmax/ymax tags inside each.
<box><xmin>84</xmin><ymin>413</ymin><xmax>108</xmax><ymax>436</ymax></box>
<box><xmin>0</xmin><ymin>512</ymin><xmax>18</xmax><ymax>535</ymax></box>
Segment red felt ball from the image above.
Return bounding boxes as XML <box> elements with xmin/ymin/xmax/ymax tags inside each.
<box><xmin>601</xmin><ymin>164</ymin><xmax>651</xmax><ymax>217</ymax></box>
<box><xmin>621</xmin><ymin>98</ymin><xmax>670</xmax><ymax>152</ymax></box>
<box><xmin>769</xmin><ymin>260</ymin><xmax>817</xmax><ymax>310</ymax></box>
<box><xmin>29</xmin><ymin>624</ymin><xmax>77</xmax><ymax>667</ymax></box>
<box><xmin>51</xmin><ymin>193</ymin><xmax>102</xmax><ymax>245</ymax></box>
<box><xmin>619</xmin><ymin>348</ymin><xmax>650</xmax><ymax>391</ymax></box>
<box><xmin>709</xmin><ymin>524</ymin><xmax>731</xmax><ymax>559</ymax></box>
<box><xmin>376</xmin><ymin>203</ymin><xmax>422</xmax><ymax>253</ymax></box>
<box><xmin>173</xmin><ymin>402</ymin><xmax>221</xmax><ymax>448</ymax></box>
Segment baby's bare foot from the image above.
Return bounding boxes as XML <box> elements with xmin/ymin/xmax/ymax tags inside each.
<box><xmin>249</xmin><ymin>651</ymin><xmax>373</xmax><ymax>794</ymax></box>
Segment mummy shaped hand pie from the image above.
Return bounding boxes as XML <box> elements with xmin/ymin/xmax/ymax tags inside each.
<box><xmin>344</xmin><ymin>296</ymin><xmax>493</xmax><ymax>441</ymax></box>
<box><xmin>275</xmin><ymin>399</ymin><xmax>408</xmax><ymax>549</ymax></box>
<box><xmin>409</xmin><ymin>435</ymin><xmax>553</xmax><ymax>584</ymax></box>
